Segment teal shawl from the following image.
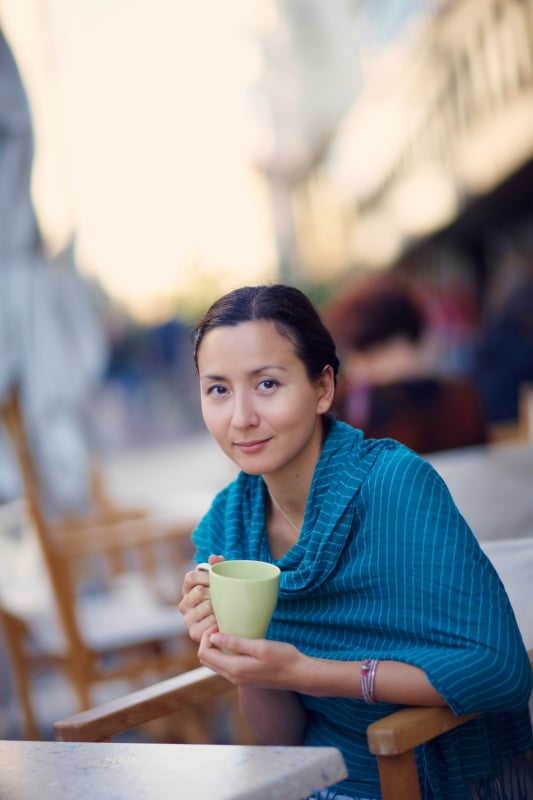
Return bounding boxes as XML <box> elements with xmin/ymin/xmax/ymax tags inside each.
<box><xmin>193</xmin><ymin>419</ymin><xmax>532</xmax><ymax>799</ymax></box>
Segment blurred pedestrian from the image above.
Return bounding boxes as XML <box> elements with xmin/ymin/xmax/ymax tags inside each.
<box><xmin>322</xmin><ymin>273</ymin><xmax>487</xmax><ymax>454</ymax></box>
<box><xmin>473</xmin><ymin>257</ymin><xmax>533</xmax><ymax>424</ymax></box>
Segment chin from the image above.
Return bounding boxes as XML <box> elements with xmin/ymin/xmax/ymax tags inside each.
<box><xmin>231</xmin><ymin>452</ymin><xmax>279</xmax><ymax>476</ymax></box>
<box><xmin>234</xmin><ymin>458</ymin><xmax>269</xmax><ymax>475</ymax></box>
<box><xmin>240</xmin><ymin>466</ymin><xmax>265</xmax><ymax>476</ymax></box>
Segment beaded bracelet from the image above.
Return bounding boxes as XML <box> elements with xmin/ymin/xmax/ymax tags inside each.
<box><xmin>361</xmin><ymin>658</ymin><xmax>379</xmax><ymax>704</ymax></box>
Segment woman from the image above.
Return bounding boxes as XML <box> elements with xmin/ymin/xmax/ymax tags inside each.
<box><xmin>179</xmin><ymin>285</ymin><xmax>532</xmax><ymax>800</ymax></box>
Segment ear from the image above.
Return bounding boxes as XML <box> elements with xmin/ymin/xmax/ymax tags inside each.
<box><xmin>316</xmin><ymin>365</ymin><xmax>335</xmax><ymax>414</ymax></box>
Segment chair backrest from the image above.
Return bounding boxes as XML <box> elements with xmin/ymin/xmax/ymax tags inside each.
<box><xmin>0</xmin><ymin>388</ymin><xmax>194</xmax><ymax>651</ymax></box>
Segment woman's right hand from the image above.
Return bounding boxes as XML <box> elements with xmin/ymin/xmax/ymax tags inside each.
<box><xmin>178</xmin><ymin>554</ymin><xmax>224</xmax><ymax>642</ymax></box>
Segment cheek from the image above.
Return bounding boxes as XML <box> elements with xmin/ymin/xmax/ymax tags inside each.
<box><xmin>268</xmin><ymin>390</ymin><xmax>318</xmax><ymax>428</ymax></box>
<box><xmin>200</xmin><ymin>399</ymin><xmax>216</xmax><ymax>432</ymax></box>
<box><xmin>200</xmin><ymin>401</ymin><xmax>227</xmax><ymax>441</ymax></box>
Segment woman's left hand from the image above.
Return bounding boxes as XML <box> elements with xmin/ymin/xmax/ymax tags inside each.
<box><xmin>198</xmin><ymin>628</ymin><xmax>306</xmax><ymax>691</ymax></box>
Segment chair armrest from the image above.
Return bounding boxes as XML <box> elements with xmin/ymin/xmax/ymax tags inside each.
<box><xmin>54</xmin><ymin>667</ymin><xmax>232</xmax><ymax>742</ymax></box>
<box><xmin>369</xmin><ymin>648</ymin><xmax>533</xmax><ymax>757</ymax></box>
<box><xmin>367</xmin><ymin>706</ymin><xmax>480</xmax><ymax>800</ymax></box>
<box><xmin>367</xmin><ymin>705</ymin><xmax>479</xmax><ymax>756</ymax></box>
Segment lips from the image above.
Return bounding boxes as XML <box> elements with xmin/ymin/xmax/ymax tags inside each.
<box><xmin>234</xmin><ymin>438</ymin><xmax>271</xmax><ymax>454</ymax></box>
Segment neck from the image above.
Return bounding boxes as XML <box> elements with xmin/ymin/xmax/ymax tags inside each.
<box><xmin>263</xmin><ymin>418</ymin><xmax>326</xmax><ymax>544</ymax></box>
<box><xmin>268</xmin><ymin>489</ymin><xmax>302</xmax><ymax>535</ymax></box>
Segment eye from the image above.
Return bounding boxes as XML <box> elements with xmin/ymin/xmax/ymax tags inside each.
<box><xmin>206</xmin><ymin>384</ymin><xmax>228</xmax><ymax>397</ymax></box>
<box><xmin>257</xmin><ymin>378</ymin><xmax>279</xmax><ymax>392</ymax></box>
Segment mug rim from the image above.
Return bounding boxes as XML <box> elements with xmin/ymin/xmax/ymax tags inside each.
<box><xmin>210</xmin><ymin>559</ymin><xmax>280</xmax><ymax>580</ymax></box>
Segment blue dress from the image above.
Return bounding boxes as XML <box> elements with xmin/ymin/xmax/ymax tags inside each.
<box><xmin>193</xmin><ymin>418</ymin><xmax>532</xmax><ymax>799</ymax></box>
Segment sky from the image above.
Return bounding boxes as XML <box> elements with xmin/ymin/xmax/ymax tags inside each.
<box><xmin>1</xmin><ymin>0</ymin><xmax>276</xmax><ymax>320</ymax></box>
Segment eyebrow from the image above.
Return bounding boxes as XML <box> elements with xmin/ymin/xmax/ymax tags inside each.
<box><xmin>252</xmin><ymin>364</ymin><xmax>288</xmax><ymax>374</ymax></box>
<box><xmin>200</xmin><ymin>364</ymin><xmax>288</xmax><ymax>382</ymax></box>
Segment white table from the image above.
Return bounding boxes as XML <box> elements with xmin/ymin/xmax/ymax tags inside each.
<box><xmin>0</xmin><ymin>740</ymin><xmax>348</xmax><ymax>800</ymax></box>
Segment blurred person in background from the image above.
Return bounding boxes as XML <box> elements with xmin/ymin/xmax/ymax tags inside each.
<box><xmin>472</xmin><ymin>251</ymin><xmax>533</xmax><ymax>425</ymax></box>
<box><xmin>322</xmin><ymin>273</ymin><xmax>487</xmax><ymax>454</ymax></box>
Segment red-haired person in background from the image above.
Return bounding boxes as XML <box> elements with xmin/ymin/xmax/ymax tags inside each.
<box><xmin>322</xmin><ymin>274</ymin><xmax>487</xmax><ymax>455</ymax></box>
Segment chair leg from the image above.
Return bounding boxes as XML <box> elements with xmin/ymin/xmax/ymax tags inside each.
<box><xmin>0</xmin><ymin>612</ymin><xmax>41</xmax><ymax>739</ymax></box>
<box><xmin>12</xmin><ymin>664</ymin><xmax>41</xmax><ymax>741</ymax></box>
<box><xmin>62</xmin><ymin>663</ymin><xmax>92</xmax><ymax>712</ymax></box>
<box><xmin>376</xmin><ymin>751</ymin><xmax>422</xmax><ymax>800</ymax></box>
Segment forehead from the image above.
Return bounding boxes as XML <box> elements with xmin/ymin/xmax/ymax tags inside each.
<box><xmin>197</xmin><ymin>320</ymin><xmax>298</xmax><ymax>370</ymax></box>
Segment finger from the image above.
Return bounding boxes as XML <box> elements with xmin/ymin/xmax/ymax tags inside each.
<box><xmin>179</xmin><ymin>583</ymin><xmax>210</xmax><ymax>614</ymax></box>
<box><xmin>181</xmin><ymin>569</ymin><xmax>210</xmax><ymax>595</ymax></box>
<box><xmin>178</xmin><ymin>586</ymin><xmax>207</xmax><ymax>615</ymax></box>
<box><xmin>207</xmin><ymin>632</ymin><xmax>261</xmax><ymax>656</ymax></box>
<box><xmin>181</xmin><ymin>597</ymin><xmax>215</xmax><ymax>629</ymax></box>
<box><xmin>195</xmin><ymin>624</ymin><xmax>218</xmax><ymax>654</ymax></box>
<box><xmin>190</xmin><ymin>616</ymin><xmax>218</xmax><ymax>643</ymax></box>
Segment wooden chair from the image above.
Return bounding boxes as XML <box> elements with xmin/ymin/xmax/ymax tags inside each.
<box><xmin>54</xmin><ymin>652</ymin><xmax>533</xmax><ymax>800</ymax></box>
<box><xmin>0</xmin><ymin>388</ymin><xmax>202</xmax><ymax>740</ymax></box>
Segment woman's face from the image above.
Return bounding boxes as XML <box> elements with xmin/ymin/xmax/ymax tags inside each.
<box><xmin>197</xmin><ymin>321</ymin><xmax>334</xmax><ymax>480</ymax></box>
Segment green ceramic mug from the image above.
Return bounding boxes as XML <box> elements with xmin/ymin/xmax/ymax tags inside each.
<box><xmin>197</xmin><ymin>559</ymin><xmax>280</xmax><ymax>639</ymax></box>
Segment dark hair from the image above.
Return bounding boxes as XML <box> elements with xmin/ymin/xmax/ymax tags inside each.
<box><xmin>193</xmin><ymin>284</ymin><xmax>339</xmax><ymax>385</ymax></box>
<box><xmin>323</xmin><ymin>274</ymin><xmax>425</xmax><ymax>352</ymax></box>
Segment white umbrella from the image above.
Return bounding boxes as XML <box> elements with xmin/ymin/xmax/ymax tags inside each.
<box><xmin>0</xmin><ymin>27</ymin><xmax>107</xmax><ymax>515</ymax></box>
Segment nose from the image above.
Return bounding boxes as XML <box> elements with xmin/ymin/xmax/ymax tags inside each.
<box><xmin>231</xmin><ymin>390</ymin><xmax>259</xmax><ymax>429</ymax></box>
